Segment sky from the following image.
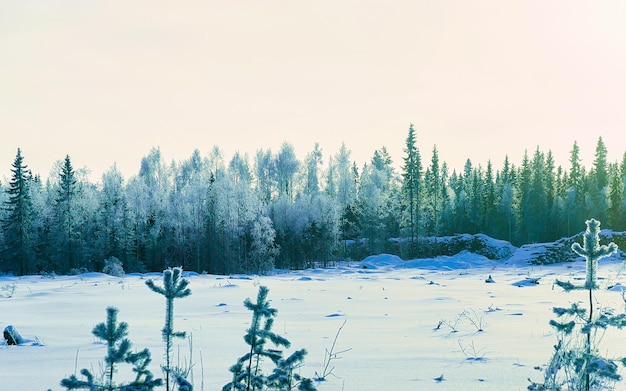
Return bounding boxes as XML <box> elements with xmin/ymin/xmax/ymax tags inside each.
<box><xmin>2</xmin><ymin>1</ymin><xmax>626</xmax><ymax>183</ymax></box>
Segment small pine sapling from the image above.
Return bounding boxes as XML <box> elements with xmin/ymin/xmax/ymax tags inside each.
<box><xmin>145</xmin><ymin>267</ymin><xmax>192</xmax><ymax>391</ymax></box>
<box><xmin>223</xmin><ymin>286</ymin><xmax>316</xmax><ymax>391</ymax></box>
<box><xmin>267</xmin><ymin>349</ymin><xmax>316</xmax><ymax>391</ymax></box>
<box><xmin>59</xmin><ymin>306</ymin><xmax>162</xmax><ymax>390</ymax></box>
<box><xmin>529</xmin><ymin>219</ymin><xmax>626</xmax><ymax>391</ymax></box>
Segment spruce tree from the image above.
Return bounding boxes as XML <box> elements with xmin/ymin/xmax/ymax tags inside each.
<box><xmin>2</xmin><ymin>148</ymin><xmax>33</xmax><ymax>275</ymax></box>
<box><xmin>56</xmin><ymin>154</ymin><xmax>78</xmax><ymax>272</ymax></box>
<box><xmin>401</xmin><ymin>123</ymin><xmax>422</xmax><ymax>256</ymax></box>
<box><xmin>60</xmin><ymin>307</ymin><xmax>162</xmax><ymax>390</ymax></box>
<box><xmin>145</xmin><ymin>267</ymin><xmax>192</xmax><ymax>390</ymax></box>
<box><xmin>529</xmin><ymin>219</ymin><xmax>626</xmax><ymax>391</ymax></box>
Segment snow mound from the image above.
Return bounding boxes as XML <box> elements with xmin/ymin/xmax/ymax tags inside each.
<box><xmin>359</xmin><ymin>251</ymin><xmax>497</xmax><ymax>271</ymax></box>
<box><xmin>360</xmin><ymin>254</ymin><xmax>404</xmax><ymax>269</ymax></box>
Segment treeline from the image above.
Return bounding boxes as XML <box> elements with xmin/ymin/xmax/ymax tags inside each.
<box><xmin>1</xmin><ymin>125</ymin><xmax>624</xmax><ymax>275</ymax></box>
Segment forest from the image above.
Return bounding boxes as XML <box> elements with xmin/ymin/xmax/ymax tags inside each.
<box><xmin>1</xmin><ymin>125</ymin><xmax>624</xmax><ymax>276</ymax></box>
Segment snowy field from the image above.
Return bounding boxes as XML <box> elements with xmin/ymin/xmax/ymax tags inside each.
<box><xmin>2</xmin><ymin>251</ymin><xmax>626</xmax><ymax>390</ymax></box>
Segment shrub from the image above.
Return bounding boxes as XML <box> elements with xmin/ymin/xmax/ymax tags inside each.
<box><xmin>102</xmin><ymin>256</ymin><xmax>125</xmax><ymax>277</ymax></box>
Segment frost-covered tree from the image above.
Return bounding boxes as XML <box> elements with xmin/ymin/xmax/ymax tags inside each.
<box><xmin>96</xmin><ymin>165</ymin><xmax>129</xmax><ymax>267</ymax></box>
<box><xmin>145</xmin><ymin>267</ymin><xmax>192</xmax><ymax>390</ymax></box>
<box><xmin>530</xmin><ymin>219</ymin><xmax>625</xmax><ymax>391</ymax></box>
<box><xmin>274</xmin><ymin>143</ymin><xmax>300</xmax><ymax>199</ymax></box>
<box><xmin>245</xmin><ymin>214</ymin><xmax>278</xmax><ymax>273</ymax></box>
<box><xmin>254</xmin><ymin>148</ymin><xmax>275</xmax><ymax>203</ymax></box>
<box><xmin>60</xmin><ymin>307</ymin><xmax>162</xmax><ymax>390</ymax></box>
<box><xmin>129</xmin><ymin>147</ymin><xmax>172</xmax><ymax>271</ymax></box>
<box><xmin>303</xmin><ymin>143</ymin><xmax>323</xmax><ymax>195</ymax></box>
<box><xmin>230</xmin><ymin>151</ymin><xmax>253</xmax><ymax>185</ymax></box>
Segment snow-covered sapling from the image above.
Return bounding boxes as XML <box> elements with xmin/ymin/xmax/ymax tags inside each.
<box><xmin>59</xmin><ymin>306</ymin><xmax>162</xmax><ymax>390</ymax></box>
<box><xmin>145</xmin><ymin>267</ymin><xmax>192</xmax><ymax>391</ymax></box>
<box><xmin>529</xmin><ymin>219</ymin><xmax>626</xmax><ymax>391</ymax></box>
<box><xmin>223</xmin><ymin>285</ymin><xmax>316</xmax><ymax>391</ymax></box>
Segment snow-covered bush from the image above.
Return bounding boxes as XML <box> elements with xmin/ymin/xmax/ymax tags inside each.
<box><xmin>68</xmin><ymin>267</ymin><xmax>90</xmax><ymax>276</ymax></box>
<box><xmin>102</xmin><ymin>256</ymin><xmax>125</xmax><ymax>277</ymax></box>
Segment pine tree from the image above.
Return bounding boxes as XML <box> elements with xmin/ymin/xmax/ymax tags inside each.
<box><xmin>530</xmin><ymin>219</ymin><xmax>625</xmax><ymax>391</ymax></box>
<box><xmin>145</xmin><ymin>267</ymin><xmax>192</xmax><ymax>390</ymax></box>
<box><xmin>60</xmin><ymin>306</ymin><xmax>162</xmax><ymax>390</ymax></box>
<box><xmin>223</xmin><ymin>286</ymin><xmax>316</xmax><ymax>391</ymax></box>
<box><xmin>2</xmin><ymin>148</ymin><xmax>34</xmax><ymax>275</ymax></box>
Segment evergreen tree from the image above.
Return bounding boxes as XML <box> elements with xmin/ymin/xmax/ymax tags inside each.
<box><xmin>588</xmin><ymin>137</ymin><xmax>610</xmax><ymax>223</ymax></box>
<box><xmin>425</xmin><ymin>145</ymin><xmax>441</xmax><ymax>237</ymax></box>
<box><xmin>2</xmin><ymin>148</ymin><xmax>34</xmax><ymax>275</ymax></box>
<box><xmin>145</xmin><ymin>267</ymin><xmax>192</xmax><ymax>390</ymax></box>
<box><xmin>528</xmin><ymin>147</ymin><xmax>548</xmax><ymax>242</ymax></box>
<box><xmin>223</xmin><ymin>286</ymin><xmax>316</xmax><ymax>391</ymax></box>
<box><xmin>482</xmin><ymin>160</ymin><xmax>496</xmax><ymax>237</ymax></box>
<box><xmin>401</xmin><ymin>124</ymin><xmax>422</xmax><ymax>255</ymax></box>
<box><xmin>608</xmin><ymin>163</ymin><xmax>624</xmax><ymax>229</ymax></box>
<box><xmin>531</xmin><ymin>219</ymin><xmax>624</xmax><ymax>391</ymax></box>
<box><xmin>55</xmin><ymin>155</ymin><xmax>79</xmax><ymax>272</ymax></box>
<box><xmin>592</xmin><ymin>136</ymin><xmax>609</xmax><ymax>190</ymax></box>
<box><xmin>60</xmin><ymin>307</ymin><xmax>162</xmax><ymax>390</ymax></box>
<box><xmin>567</xmin><ymin>141</ymin><xmax>587</xmax><ymax>236</ymax></box>
<box><xmin>516</xmin><ymin>151</ymin><xmax>533</xmax><ymax>243</ymax></box>
<box><xmin>494</xmin><ymin>156</ymin><xmax>516</xmax><ymax>241</ymax></box>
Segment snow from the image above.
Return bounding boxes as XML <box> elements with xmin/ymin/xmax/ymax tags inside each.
<box><xmin>2</xmin><ymin>246</ymin><xmax>626</xmax><ymax>390</ymax></box>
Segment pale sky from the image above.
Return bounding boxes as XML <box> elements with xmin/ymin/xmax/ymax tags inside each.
<box><xmin>2</xmin><ymin>1</ymin><xmax>626</xmax><ymax>182</ymax></box>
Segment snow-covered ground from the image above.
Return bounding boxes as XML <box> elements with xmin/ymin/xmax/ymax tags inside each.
<box><xmin>2</xmin><ymin>249</ymin><xmax>626</xmax><ymax>390</ymax></box>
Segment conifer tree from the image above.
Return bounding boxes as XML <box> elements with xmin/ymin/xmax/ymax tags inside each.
<box><xmin>223</xmin><ymin>286</ymin><xmax>316</xmax><ymax>391</ymax></box>
<box><xmin>60</xmin><ymin>307</ymin><xmax>162</xmax><ymax>390</ymax></box>
<box><xmin>608</xmin><ymin>163</ymin><xmax>624</xmax><ymax>229</ymax></box>
<box><xmin>145</xmin><ymin>267</ymin><xmax>192</xmax><ymax>391</ymax></box>
<box><xmin>56</xmin><ymin>154</ymin><xmax>79</xmax><ymax>271</ymax></box>
<box><xmin>530</xmin><ymin>219</ymin><xmax>626</xmax><ymax>391</ymax></box>
<box><xmin>2</xmin><ymin>148</ymin><xmax>33</xmax><ymax>275</ymax></box>
<box><xmin>401</xmin><ymin>124</ymin><xmax>422</xmax><ymax>256</ymax></box>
